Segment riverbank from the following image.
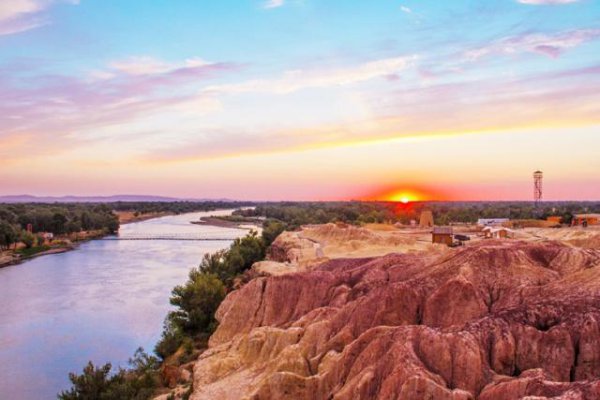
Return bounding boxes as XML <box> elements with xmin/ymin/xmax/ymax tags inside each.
<box><xmin>115</xmin><ymin>211</ymin><xmax>175</xmax><ymax>224</ymax></box>
<box><xmin>0</xmin><ymin>247</ymin><xmax>73</xmax><ymax>268</ymax></box>
<box><xmin>0</xmin><ymin>209</ymin><xmax>247</xmax><ymax>269</ymax></box>
<box><xmin>191</xmin><ymin>215</ymin><xmax>262</xmax><ymax>230</ymax></box>
<box><xmin>0</xmin><ymin>210</ymin><xmax>249</xmax><ymax>399</ymax></box>
<box><xmin>0</xmin><ymin>230</ymin><xmax>107</xmax><ymax>269</ymax></box>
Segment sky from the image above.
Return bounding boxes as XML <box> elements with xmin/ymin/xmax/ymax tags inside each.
<box><xmin>0</xmin><ymin>0</ymin><xmax>599</xmax><ymax>201</ymax></box>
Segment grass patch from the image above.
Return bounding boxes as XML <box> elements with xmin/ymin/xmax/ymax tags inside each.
<box><xmin>16</xmin><ymin>245</ymin><xmax>52</xmax><ymax>258</ymax></box>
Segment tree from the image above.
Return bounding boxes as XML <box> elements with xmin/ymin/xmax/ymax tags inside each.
<box><xmin>36</xmin><ymin>234</ymin><xmax>46</xmax><ymax>247</ymax></box>
<box><xmin>168</xmin><ymin>272</ymin><xmax>226</xmax><ymax>335</ymax></box>
<box><xmin>58</xmin><ymin>349</ymin><xmax>158</xmax><ymax>400</ymax></box>
<box><xmin>58</xmin><ymin>361</ymin><xmax>118</xmax><ymax>400</ymax></box>
<box><xmin>52</xmin><ymin>212</ymin><xmax>68</xmax><ymax>234</ymax></box>
<box><xmin>20</xmin><ymin>230</ymin><xmax>35</xmax><ymax>249</ymax></box>
<box><xmin>261</xmin><ymin>219</ymin><xmax>287</xmax><ymax>247</ymax></box>
<box><xmin>0</xmin><ymin>221</ymin><xmax>18</xmax><ymax>251</ymax></box>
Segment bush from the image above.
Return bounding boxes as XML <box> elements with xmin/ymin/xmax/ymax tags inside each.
<box><xmin>0</xmin><ymin>220</ymin><xmax>18</xmax><ymax>251</ymax></box>
<box><xmin>58</xmin><ymin>348</ymin><xmax>158</xmax><ymax>400</ymax></box>
<box><xmin>261</xmin><ymin>219</ymin><xmax>287</xmax><ymax>247</ymax></box>
<box><xmin>168</xmin><ymin>272</ymin><xmax>226</xmax><ymax>336</ymax></box>
<box><xmin>20</xmin><ymin>230</ymin><xmax>35</xmax><ymax>249</ymax></box>
<box><xmin>36</xmin><ymin>234</ymin><xmax>46</xmax><ymax>246</ymax></box>
<box><xmin>154</xmin><ymin>321</ymin><xmax>185</xmax><ymax>360</ymax></box>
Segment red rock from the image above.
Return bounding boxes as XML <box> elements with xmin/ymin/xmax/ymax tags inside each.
<box><xmin>190</xmin><ymin>241</ymin><xmax>600</xmax><ymax>400</ymax></box>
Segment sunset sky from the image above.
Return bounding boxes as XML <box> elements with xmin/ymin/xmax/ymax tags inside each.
<box><xmin>1</xmin><ymin>0</ymin><xmax>599</xmax><ymax>201</ymax></box>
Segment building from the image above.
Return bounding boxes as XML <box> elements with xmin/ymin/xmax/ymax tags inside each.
<box><xmin>420</xmin><ymin>211</ymin><xmax>434</xmax><ymax>228</ymax></box>
<box><xmin>483</xmin><ymin>227</ymin><xmax>515</xmax><ymax>239</ymax></box>
<box><xmin>432</xmin><ymin>226</ymin><xmax>453</xmax><ymax>246</ymax></box>
<box><xmin>477</xmin><ymin>218</ymin><xmax>509</xmax><ymax>227</ymax></box>
<box><xmin>572</xmin><ymin>214</ymin><xmax>600</xmax><ymax>227</ymax></box>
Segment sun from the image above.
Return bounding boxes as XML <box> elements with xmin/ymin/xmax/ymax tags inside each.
<box><xmin>388</xmin><ymin>191</ymin><xmax>419</xmax><ymax>204</ymax></box>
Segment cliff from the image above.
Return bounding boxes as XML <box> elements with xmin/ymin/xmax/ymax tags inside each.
<box><xmin>188</xmin><ymin>240</ymin><xmax>600</xmax><ymax>399</ymax></box>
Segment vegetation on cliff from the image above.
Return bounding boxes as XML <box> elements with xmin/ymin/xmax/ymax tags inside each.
<box><xmin>60</xmin><ymin>218</ymin><xmax>286</xmax><ymax>399</ymax></box>
<box><xmin>154</xmin><ymin>225</ymin><xmax>284</xmax><ymax>361</ymax></box>
<box><xmin>58</xmin><ymin>348</ymin><xmax>159</xmax><ymax>400</ymax></box>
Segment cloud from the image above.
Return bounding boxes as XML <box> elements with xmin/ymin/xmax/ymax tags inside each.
<box><xmin>0</xmin><ymin>55</ymin><xmax>235</xmax><ymax>161</ymax></box>
<box><xmin>263</xmin><ymin>0</ymin><xmax>284</xmax><ymax>9</ymax></box>
<box><xmin>204</xmin><ymin>56</ymin><xmax>417</xmax><ymax>95</ymax></box>
<box><xmin>517</xmin><ymin>0</ymin><xmax>579</xmax><ymax>4</ymax></box>
<box><xmin>0</xmin><ymin>0</ymin><xmax>44</xmax><ymax>22</ymax></box>
<box><xmin>0</xmin><ymin>0</ymin><xmax>78</xmax><ymax>35</ymax></box>
<box><xmin>464</xmin><ymin>29</ymin><xmax>600</xmax><ymax>60</ymax></box>
<box><xmin>107</xmin><ymin>56</ymin><xmax>211</xmax><ymax>76</ymax></box>
<box><xmin>400</xmin><ymin>6</ymin><xmax>412</xmax><ymax>14</ymax></box>
<box><xmin>0</xmin><ymin>14</ymin><xmax>46</xmax><ymax>35</ymax></box>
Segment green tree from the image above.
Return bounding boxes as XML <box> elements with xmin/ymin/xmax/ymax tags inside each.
<box><xmin>154</xmin><ymin>320</ymin><xmax>184</xmax><ymax>360</ymax></box>
<box><xmin>58</xmin><ymin>349</ymin><xmax>158</xmax><ymax>400</ymax></box>
<box><xmin>261</xmin><ymin>219</ymin><xmax>287</xmax><ymax>247</ymax></box>
<box><xmin>20</xmin><ymin>230</ymin><xmax>35</xmax><ymax>249</ymax></box>
<box><xmin>168</xmin><ymin>272</ymin><xmax>226</xmax><ymax>335</ymax></box>
<box><xmin>0</xmin><ymin>221</ymin><xmax>18</xmax><ymax>251</ymax></box>
<box><xmin>52</xmin><ymin>212</ymin><xmax>68</xmax><ymax>234</ymax></box>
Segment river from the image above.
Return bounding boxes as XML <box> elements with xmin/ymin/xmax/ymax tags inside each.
<box><xmin>0</xmin><ymin>210</ymin><xmax>248</xmax><ymax>399</ymax></box>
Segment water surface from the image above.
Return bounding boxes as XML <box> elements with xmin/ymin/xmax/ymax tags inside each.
<box><xmin>0</xmin><ymin>210</ymin><xmax>246</xmax><ymax>399</ymax></box>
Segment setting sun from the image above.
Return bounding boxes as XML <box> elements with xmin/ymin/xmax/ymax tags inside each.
<box><xmin>388</xmin><ymin>191</ymin><xmax>420</xmax><ymax>204</ymax></box>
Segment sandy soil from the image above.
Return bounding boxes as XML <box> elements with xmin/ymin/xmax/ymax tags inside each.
<box><xmin>115</xmin><ymin>211</ymin><xmax>174</xmax><ymax>224</ymax></box>
<box><xmin>191</xmin><ymin>216</ymin><xmax>261</xmax><ymax>230</ymax></box>
<box><xmin>264</xmin><ymin>223</ymin><xmax>600</xmax><ymax>275</ymax></box>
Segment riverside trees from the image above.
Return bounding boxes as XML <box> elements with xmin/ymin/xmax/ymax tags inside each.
<box><xmin>0</xmin><ymin>203</ymin><xmax>119</xmax><ymax>236</ymax></box>
<box><xmin>0</xmin><ymin>221</ymin><xmax>18</xmax><ymax>251</ymax></box>
<box><xmin>154</xmin><ymin>222</ymin><xmax>285</xmax><ymax>361</ymax></box>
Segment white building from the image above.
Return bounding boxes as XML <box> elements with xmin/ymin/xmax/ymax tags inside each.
<box><xmin>477</xmin><ymin>218</ymin><xmax>509</xmax><ymax>227</ymax></box>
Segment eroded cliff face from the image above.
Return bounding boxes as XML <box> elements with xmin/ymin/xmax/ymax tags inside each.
<box><xmin>190</xmin><ymin>240</ymin><xmax>600</xmax><ymax>399</ymax></box>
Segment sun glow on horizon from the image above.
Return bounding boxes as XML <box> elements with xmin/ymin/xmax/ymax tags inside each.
<box><xmin>388</xmin><ymin>191</ymin><xmax>420</xmax><ymax>204</ymax></box>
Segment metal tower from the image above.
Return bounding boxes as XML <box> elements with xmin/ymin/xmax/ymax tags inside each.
<box><xmin>533</xmin><ymin>170</ymin><xmax>543</xmax><ymax>207</ymax></box>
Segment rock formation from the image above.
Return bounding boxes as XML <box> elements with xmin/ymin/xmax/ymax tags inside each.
<box><xmin>189</xmin><ymin>240</ymin><xmax>600</xmax><ymax>399</ymax></box>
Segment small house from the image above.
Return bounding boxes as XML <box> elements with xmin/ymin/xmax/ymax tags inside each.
<box><xmin>483</xmin><ymin>227</ymin><xmax>515</xmax><ymax>239</ymax></box>
<box><xmin>432</xmin><ymin>226</ymin><xmax>453</xmax><ymax>246</ymax></box>
<box><xmin>572</xmin><ymin>214</ymin><xmax>600</xmax><ymax>227</ymax></box>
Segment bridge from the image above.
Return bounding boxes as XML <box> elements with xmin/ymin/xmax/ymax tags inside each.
<box><xmin>101</xmin><ymin>233</ymin><xmax>242</xmax><ymax>241</ymax></box>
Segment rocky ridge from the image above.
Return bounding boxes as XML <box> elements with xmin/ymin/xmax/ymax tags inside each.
<box><xmin>189</xmin><ymin>240</ymin><xmax>600</xmax><ymax>399</ymax></box>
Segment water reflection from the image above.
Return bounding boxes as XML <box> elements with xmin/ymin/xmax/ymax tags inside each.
<box><xmin>0</xmin><ymin>210</ymin><xmax>246</xmax><ymax>399</ymax></box>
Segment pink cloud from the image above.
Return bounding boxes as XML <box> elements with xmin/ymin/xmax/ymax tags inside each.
<box><xmin>464</xmin><ymin>29</ymin><xmax>600</xmax><ymax>60</ymax></box>
<box><xmin>0</xmin><ymin>57</ymin><xmax>236</xmax><ymax>160</ymax></box>
<box><xmin>0</xmin><ymin>0</ymin><xmax>78</xmax><ymax>35</ymax></box>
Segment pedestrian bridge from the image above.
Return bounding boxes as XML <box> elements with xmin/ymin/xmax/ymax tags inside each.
<box><xmin>101</xmin><ymin>233</ymin><xmax>242</xmax><ymax>241</ymax></box>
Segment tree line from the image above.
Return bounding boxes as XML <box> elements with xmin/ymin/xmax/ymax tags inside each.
<box><xmin>237</xmin><ymin>201</ymin><xmax>600</xmax><ymax>227</ymax></box>
<box><xmin>0</xmin><ymin>203</ymin><xmax>120</xmax><ymax>251</ymax></box>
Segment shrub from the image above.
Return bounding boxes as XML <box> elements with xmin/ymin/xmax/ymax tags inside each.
<box><xmin>0</xmin><ymin>221</ymin><xmax>18</xmax><ymax>251</ymax></box>
<box><xmin>168</xmin><ymin>272</ymin><xmax>226</xmax><ymax>335</ymax></box>
<box><xmin>20</xmin><ymin>230</ymin><xmax>35</xmax><ymax>249</ymax></box>
<box><xmin>154</xmin><ymin>321</ymin><xmax>184</xmax><ymax>360</ymax></box>
<box><xmin>58</xmin><ymin>348</ymin><xmax>158</xmax><ymax>400</ymax></box>
<box><xmin>261</xmin><ymin>219</ymin><xmax>287</xmax><ymax>247</ymax></box>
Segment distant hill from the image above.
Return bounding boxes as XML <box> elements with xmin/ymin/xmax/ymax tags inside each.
<box><xmin>0</xmin><ymin>195</ymin><xmax>235</xmax><ymax>203</ymax></box>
